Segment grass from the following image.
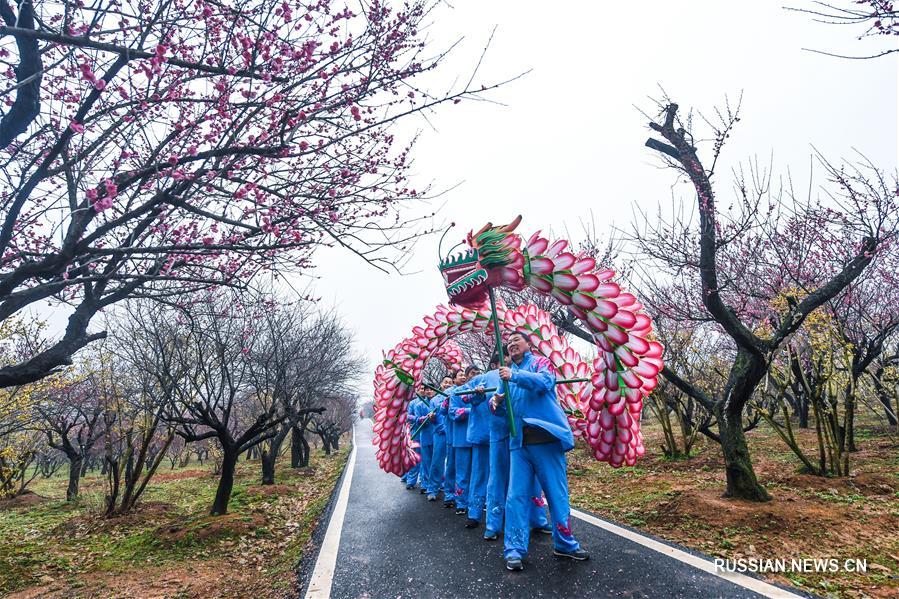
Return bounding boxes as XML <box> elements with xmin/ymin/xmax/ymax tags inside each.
<box><xmin>0</xmin><ymin>443</ymin><xmax>349</xmax><ymax>598</ymax></box>
<box><xmin>3</xmin><ymin>418</ymin><xmax>896</xmax><ymax>598</ymax></box>
<box><xmin>568</xmin><ymin>416</ymin><xmax>899</xmax><ymax>599</ymax></box>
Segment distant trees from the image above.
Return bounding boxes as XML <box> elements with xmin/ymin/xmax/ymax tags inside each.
<box><xmin>36</xmin><ymin>371</ymin><xmax>104</xmax><ymax>501</ymax></box>
<box><xmin>638</xmin><ymin>100</ymin><xmax>897</xmax><ymax>499</ymax></box>
<box><xmin>0</xmin><ymin>316</ymin><xmax>47</xmax><ymax>498</ymax></box>
<box><xmin>249</xmin><ymin>305</ymin><xmax>360</xmax><ymax>483</ymax></box>
<box><xmin>93</xmin><ymin>291</ymin><xmax>361</xmax><ymax>514</ymax></box>
<box><xmin>150</xmin><ymin>292</ymin><xmax>287</xmax><ymax>515</ymax></box>
<box><xmin>0</xmin><ymin>287</ymin><xmax>360</xmax><ymax>514</ymax></box>
<box><xmin>310</xmin><ymin>395</ymin><xmax>356</xmax><ymax>455</ymax></box>
<box><xmin>99</xmin><ymin>305</ymin><xmax>179</xmax><ymax>515</ymax></box>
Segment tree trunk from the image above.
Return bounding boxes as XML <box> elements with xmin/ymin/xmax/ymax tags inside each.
<box><xmin>796</xmin><ymin>395</ymin><xmax>809</xmax><ymax>429</ymax></box>
<box><xmin>211</xmin><ymin>450</ymin><xmax>239</xmax><ymax>515</ymax></box>
<box><xmin>290</xmin><ymin>425</ymin><xmax>302</xmax><ymax>468</ymax></box>
<box><xmin>319</xmin><ymin>432</ymin><xmax>332</xmax><ymax>455</ymax></box>
<box><xmin>873</xmin><ymin>370</ymin><xmax>898</xmax><ymax>427</ymax></box>
<box><xmin>104</xmin><ymin>457</ymin><xmax>120</xmax><ymax>516</ymax></box>
<box><xmin>66</xmin><ymin>455</ymin><xmax>82</xmax><ymax>501</ymax></box>
<box><xmin>845</xmin><ymin>385</ymin><xmax>858</xmax><ymax>452</ymax></box>
<box><xmin>125</xmin><ymin>451</ymin><xmax>134</xmax><ymax>485</ymax></box>
<box><xmin>291</xmin><ymin>425</ymin><xmax>311</xmax><ymax>468</ymax></box>
<box><xmin>717</xmin><ymin>406</ymin><xmax>770</xmax><ymax>501</ymax></box>
<box><xmin>299</xmin><ymin>433</ymin><xmax>310</xmax><ymax>467</ymax></box>
<box><xmin>331</xmin><ymin>435</ymin><xmax>340</xmax><ymax>451</ymax></box>
<box><xmin>716</xmin><ymin>350</ymin><xmax>770</xmax><ymax>501</ymax></box>
<box><xmin>261</xmin><ymin>425</ymin><xmax>289</xmax><ymax>485</ymax></box>
<box><xmin>878</xmin><ymin>389</ymin><xmax>898</xmax><ymax>426</ymax></box>
<box><xmin>261</xmin><ymin>447</ymin><xmax>277</xmax><ymax>485</ymax></box>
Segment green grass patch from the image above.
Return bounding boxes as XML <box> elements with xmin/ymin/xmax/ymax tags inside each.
<box><xmin>1</xmin><ymin>446</ymin><xmax>350</xmax><ymax>596</ymax></box>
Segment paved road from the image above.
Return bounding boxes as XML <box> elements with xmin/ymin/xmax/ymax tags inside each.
<box><xmin>306</xmin><ymin>420</ymin><xmax>805</xmax><ymax>599</ymax></box>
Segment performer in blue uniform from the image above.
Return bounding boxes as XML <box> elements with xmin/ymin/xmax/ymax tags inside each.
<box><xmin>411</xmin><ymin>385</ymin><xmax>433</xmax><ymax>495</ymax></box>
<box><xmin>490</xmin><ymin>332</ymin><xmax>589</xmax><ymax>571</ymax></box>
<box><xmin>470</xmin><ymin>353</ymin><xmax>550</xmax><ymax>541</ymax></box>
<box><xmin>402</xmin><ymin>391</ymin><xmax>423</xmax><ymax>490</ymax></box>
<box><xmin>440</xmin><ymin>374</ymin><xmax>457</xmax><ymax>508</ymax></box>
<box><xmin>462</xmin><ymin>363</ymin><xmax>491</xmax><ymax>529</ymax></box>
<box><xmin>449</xmin><ymin>367</ymin><xmax>474</xmax><ymax>515</ymax></box>
<box><xmin>425</xmin><ymin>385</ymin><xmax>446</xmax><ymax>501</ymax></box>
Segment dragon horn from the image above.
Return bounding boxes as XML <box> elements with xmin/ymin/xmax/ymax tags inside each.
<box><xmin>499</xmin><ymin>214</ymin><xmax>523</xmax><ymax>233</ymax></box>
<box><xmin>472</xmin><ymin>222</ymin><xmax>494</xmax><ymax>238</ymax></box>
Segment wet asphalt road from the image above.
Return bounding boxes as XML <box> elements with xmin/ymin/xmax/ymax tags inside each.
<box><xmin>327</xmin><ymin>420</ymin><xmax>775</xmax><ymax>598</ymax></box>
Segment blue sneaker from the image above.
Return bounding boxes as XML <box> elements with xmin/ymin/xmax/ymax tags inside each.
<box><xmin>483</xmin><ymin>529</ymin><xmax>498</xmax><ymax>541</ymax></box>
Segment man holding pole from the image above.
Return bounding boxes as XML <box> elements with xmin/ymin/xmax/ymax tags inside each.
<box><xmin>425</xmin><ymin>385</ymin><xmax>446</xmax><ymax>501</ymax></box>
<box><xmin>461</xmin><ymin>361</ymin><xmax>493</xmax><ymax>529</ymax></box>
<box><xmin>449</xmin><ymin>367</ymin><xmax>476</xmax><ymax>515</ymax></box>
<box><xmin>490</xmin><ymin>332</ymin><xmax>589</xmax><ymax>571</ymax></box>
<box><xmin>411</xmin><ymin>385</ymin><xmax>434</xmax><ymax>495</ymax></box>
<box><xmin>469</xmin><ymin>350</ymin><xmax>551</xmax><ymax>541</ymax></box>
<box><xmin>440</xmin><ymin>374</ymin><xmax>458</xmax><ymax>508</ymax></box>
<box><xmin>402</xmin><ymin>389</ymin><xmax>423</xmax><ymax>490</ymax></box>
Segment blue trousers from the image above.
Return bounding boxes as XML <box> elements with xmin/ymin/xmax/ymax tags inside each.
<box><xmin>504</xmin><ymin>441</ymin><xmax>579</xmax><ymax>560</ymax></box>
<box><xmin>444</xmin><ymin>434</ymin><xmax>456</xmax><ymax>498</ymax></box>
<box><xmin>467</xmin><ymin>443</ymin><xmax>489</xmax><ymax>521</ymax></box>
<box><xmin>403</xmin><ymin>445</ymin><xmax>421</xmax><ymax>486</ymax></box>
<box><xmin>453</xmin><ymin>446</ymin><xmax>472</xmax><ymax>509</ymax></box>
<box><xmin>487</xmin><ymin>437</ymin><xmax>548</xmax><ymax>535</ymax></box>
<box><xmin>419</xmin><ymin>442</ymin><xmax>432</xmax><ymax>491</ymax></box>
<box><xmin>428</xmin><ymin>433</ymin><xmax>446</xmax><ymax>495</ymax></box>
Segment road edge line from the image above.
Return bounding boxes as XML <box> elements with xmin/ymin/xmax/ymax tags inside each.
<box><xmin>304</xmin><ymin>424</ymin><xmax>359</xmax><ymax>599</ymax></box>
<box><xmin>571</xmin><ymin>508</ymin><xmax>806</xmax><ymax>599</ymax></box>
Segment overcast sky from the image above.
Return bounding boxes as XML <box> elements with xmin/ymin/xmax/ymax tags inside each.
<box><xmin>295</xmin><ymin>0</ymin><xmax>897</xmax><ymax>383</ymax></box>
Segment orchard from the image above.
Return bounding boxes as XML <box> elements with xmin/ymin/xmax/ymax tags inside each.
<box><xmin>0</xmin><ymin>1</ymin><xmax>896</xmax><ymax>597</ymax></box>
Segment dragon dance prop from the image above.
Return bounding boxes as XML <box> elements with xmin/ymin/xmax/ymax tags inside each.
<box><xmin>371</xmin><ymin>216</ymin><xmax>663</xmax><ymax>475</ymax></box>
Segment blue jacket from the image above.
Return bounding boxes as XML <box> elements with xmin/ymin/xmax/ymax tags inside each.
<box><xmin>440</xmin><ymin>387</ymin><xmax>454</xmax><ymax>442</ymax></box>
<box><xmin>410</xmin><ymin>395</ymin><xmax>434</xmax><ymax>446</ymax></box>
<box><xmin>448</xmin><ymin>385</ymin><xmax>472</xmax><ymax>448</ymax></box>
<box><xmin>469</xmin><ymin>370</ymin><xmax>510</xmax><ymax>442</ymax></box>
<box><xmin>463</xmin><ymin>372</ymin><xmax>494</xmax><ymax>445</ymax></box>
<box><xmin>429</xmin><ymin>394</ymin><xmax>447</xmax><ymax>436</ymax></box>
<box><xmin>492</xmin><ymin>351</ymin><xmax>574</xmax><ymax>452</ymax></box>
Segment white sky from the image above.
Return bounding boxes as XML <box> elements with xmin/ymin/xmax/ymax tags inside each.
<box><xmin>300</xmin><ymin>0</ymin><xmax>898</xmax><ymax>383</ymax></box>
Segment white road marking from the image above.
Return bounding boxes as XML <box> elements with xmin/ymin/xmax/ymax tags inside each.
<box><xmin>305</xmin><ymin>424</ymin><xmax>358</xmax><ymax>599</ymax></box>
<box><xmin>571</xmin><ymin>509</ymin><xmax>804</xmax><ymax>599</ymax></box>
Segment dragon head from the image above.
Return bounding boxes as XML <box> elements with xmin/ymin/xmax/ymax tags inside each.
<box><xmin>439</xmin><ymin>215</ymin><xmax>527</xmax><ymax>307</ymax></box>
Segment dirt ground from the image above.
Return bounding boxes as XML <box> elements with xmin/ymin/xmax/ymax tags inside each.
<box><xmin>1</xmin><ymin>447</ymin><xmax>349</xmax><ymax>599</ymax></box>
<box><xmin>569</xmin><ymin>421</ymin><xmax>899</xmax><ymax>598</ymax></box>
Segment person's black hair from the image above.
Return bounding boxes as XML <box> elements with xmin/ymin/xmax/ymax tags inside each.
<box><xmin>450</xmin><ymin>368</ymin><xmax>463</xmax><ymax>378</ymax></box>
<box><xmin>465</xmin><ymin>365</ymin><xmax>481</xmax><ymax>376</ymax></box>
<box><xmin>489</xmin><ymin>353</ymin><xmax>501</xmax><ymax>367</ymax></box>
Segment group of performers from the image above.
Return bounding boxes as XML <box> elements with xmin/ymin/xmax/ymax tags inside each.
<box><xmin>400</xmin><ymin>331</ymin><xmax>590</xmax><ymax>571</ymax></box>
